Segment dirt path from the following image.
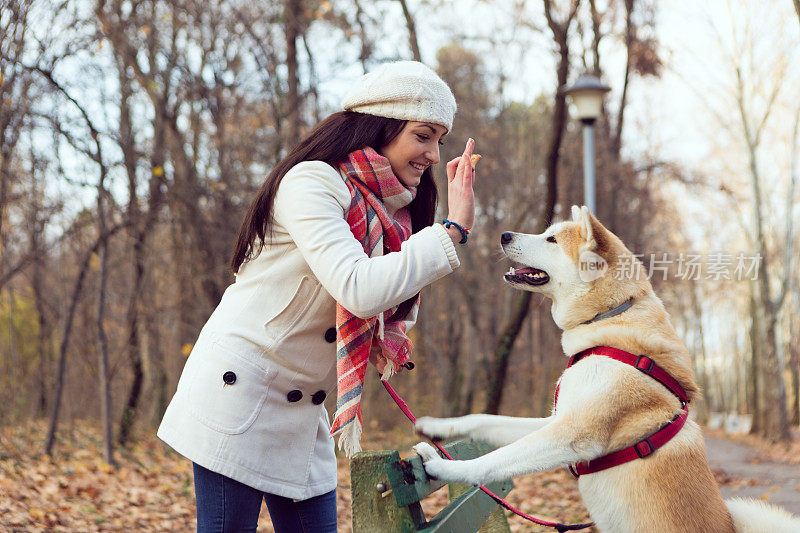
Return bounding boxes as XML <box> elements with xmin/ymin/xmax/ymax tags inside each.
<box><xmin>705</xmin><ymin>435</ymin><xmax>800</xmax><ymax>515</ymax></box>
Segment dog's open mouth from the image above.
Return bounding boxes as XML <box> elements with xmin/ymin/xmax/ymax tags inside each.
<box><xmin>504</xmin><ymin>266</ymin><xmax>550</xmax><ymax>286</ymax></box>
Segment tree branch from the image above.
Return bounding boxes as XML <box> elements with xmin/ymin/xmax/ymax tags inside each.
<box><xmin>397</xmin><ymin>0</ymin><xmax>421</xmax><ymax>62</ymax></box>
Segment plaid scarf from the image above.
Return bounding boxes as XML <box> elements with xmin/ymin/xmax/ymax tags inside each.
<box><xmin>330</xmin><ymin>147</ymin><xmax>419</xmax><ymax>456</ymax></box>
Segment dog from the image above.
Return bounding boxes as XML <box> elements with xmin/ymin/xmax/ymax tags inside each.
<box><xmin>413</xmin><ymin>206</ymin><xmax>800</xmax><ymax>532</ymax></box>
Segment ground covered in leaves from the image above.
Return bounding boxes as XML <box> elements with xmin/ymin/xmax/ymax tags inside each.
<box><xmin>0</xmin><ymin>421</ymin><xmax>590</xmax><ymax>532</ymax></box>
<box><xmin>1</xmin><ymin>421</ymin><xmax>793</xmax><ymax>532</ymax></box>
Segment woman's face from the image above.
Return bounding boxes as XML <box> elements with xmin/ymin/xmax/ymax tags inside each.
<box><xmin>379</xmin><ymin>121</ymin><xmax>447</xmax><ymax>187</ymax></box>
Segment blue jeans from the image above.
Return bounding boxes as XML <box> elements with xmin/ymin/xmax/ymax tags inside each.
<box><xmin>193</xmin><ymin>462</ymin><xmax>337</xmax><ymax>532</ymax></box>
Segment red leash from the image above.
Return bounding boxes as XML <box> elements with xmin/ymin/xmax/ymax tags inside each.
<box><xmin>381</xmin><ymin>380</ymin><xmax>594</xmax><ymax>532</ymax></box>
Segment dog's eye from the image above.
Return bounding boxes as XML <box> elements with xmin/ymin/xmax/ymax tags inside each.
<box><xmin>546</xmin><ymin>235</ymin><xmax>557</xmax><ymax>243</ymax></box>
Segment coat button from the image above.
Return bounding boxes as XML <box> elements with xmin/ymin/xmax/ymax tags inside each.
<box><xmin>222</xmin><ymin>371</ymin><xmax>236</xmax><ymax>385</ymax></box>
<box><xmin>287</xmin><ymin>389</ymin><xmax>303</xmax><ymax>402</ymax></box>
<box><xmin>324</xmin><ymin>327</ymin><xmax>336</xmax><ymax>343</ymax></box>
<box><xmin>311</xmin><ymin>390</ymin><xmax>327</xmax><ymax>405</ymax></box>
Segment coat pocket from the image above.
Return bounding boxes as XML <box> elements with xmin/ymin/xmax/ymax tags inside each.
<box><xmin>185</xmin><ymin>342</ymin><xmax>276</xmax><ymax>435</ymax></box>
<box><xmin>264</xmin><ymin>275</ymin><xmax>321</xmax><ymax>345</ymax></box>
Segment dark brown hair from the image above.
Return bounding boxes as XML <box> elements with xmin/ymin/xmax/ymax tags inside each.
<box><xmin>231</xmin><ymin>111</ymin><xmax>438</xmax><ymax>320</ymax></box>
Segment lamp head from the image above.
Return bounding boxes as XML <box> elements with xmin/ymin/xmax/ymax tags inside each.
<box><xmin>563</xmin><ymin>75</ymin><xmax>611</xmax><ymax>122</ymax></box>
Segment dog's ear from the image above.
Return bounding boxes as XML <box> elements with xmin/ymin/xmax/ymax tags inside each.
<box><xmin>571</xmin><ymin>205</ymin><xmax>582</xmax><ymax>223</ymax></box>
<box><xmin>572</xmin><ymin>205</ymin><xmax>597</xmax><ymax>251</ymax></box>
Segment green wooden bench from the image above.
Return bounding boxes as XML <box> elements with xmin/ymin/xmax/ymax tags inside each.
<box><xmin>350</xmin><ymin>440</ymin><xmax>514</xmax><ymax>532</ymax></box>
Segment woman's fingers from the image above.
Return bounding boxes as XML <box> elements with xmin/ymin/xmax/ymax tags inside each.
<box><xmin>447</xmin><ymin>139</ymin><xmax>476</xmax><ymax>179</ymax></box>
<box><xmin>464</xmin><ymin>138</ymin><xmax>474</xmax><ymax>160</ymax></box>
<box><xmin>444</xmin><ymin>138</ymin><xmax>477</xmax><ymax>230</ymax></box>
<box><xmin>452</xmin><ymin>138</ymin><xmax>475</xmax><ymax>183</ymax></box>
<box><xmin>446</xmin><ymin>157</ymin><xmax>460</xmax><ymax>183</ymax></box>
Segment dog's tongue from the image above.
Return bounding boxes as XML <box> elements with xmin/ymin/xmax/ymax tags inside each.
<box><xmin>514</xmin><ymin>267</ymin><xmax>540</xmax><ymax>275</ymax></box>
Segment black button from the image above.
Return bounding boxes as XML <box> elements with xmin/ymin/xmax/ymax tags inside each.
<box><xmin>222</xmin><ymin>371</ymin><xmax>236</xmax><ymax>385</ymax></box>
<box><xmin>324</xmin><ymin>327</ymin><xmax>336</xmax><ymax>343</ymax></box>
<box><xmin>287</xmin><ymin>389</ymin><xmax>303</xmax><ymax>402</ymax></box>
<box><xmin>311</xmin><ymin>390</ymin><xmax>327</xmax><ymax>405</ymax></box>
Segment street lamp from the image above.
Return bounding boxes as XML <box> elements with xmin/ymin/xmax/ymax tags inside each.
<box><xmin>562</xmin><ymin>74</ymin><xmax>611</xmax><ymax>214</ymax></box>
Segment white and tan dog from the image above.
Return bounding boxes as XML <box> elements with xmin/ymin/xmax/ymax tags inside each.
<box><xmin>414</xmin><ymin>206</ymin><xmax>800</xmax><ymax>532</ymax></box>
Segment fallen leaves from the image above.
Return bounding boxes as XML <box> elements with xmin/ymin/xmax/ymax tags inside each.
<box><xmin>1</xmin><ymin>421</ymin><xmax>196</xmax><ymax>532</ymax></box>
<box><xmin>713</xmin><ymin>469</ymin><xmax>763</xmax><ymax>489</ymax></box>
<box><xmin>1</xmin><ymin>422</ymin><xmax>596</xmax><ymax>532</ymax></box>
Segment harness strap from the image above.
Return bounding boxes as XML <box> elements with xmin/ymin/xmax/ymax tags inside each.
<box><xmin>570</xmin><ymin>408</ymin><xmax>688</xmax><ymax>476</ymax></box>
<box><xmin>555</xmin><ymin>346</ymin><xmax>690</xmax><ymax>478</ymax></box>
<box><xmin>571</xmin><ymin>346</ymin><xmax>688</xmax><ymax>404</ymax></box>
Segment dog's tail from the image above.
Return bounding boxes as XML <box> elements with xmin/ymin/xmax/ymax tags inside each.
<box><xmin>726</xmin><ymin>498</ymin><xmax>800</xmax><ymax>532</ymax></box>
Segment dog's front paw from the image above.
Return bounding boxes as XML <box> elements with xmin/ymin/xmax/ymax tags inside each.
<box><xmin>415</xmin><ymin>416</ymin><xmax>459</xmax><ymax>441</ymax></box>
<box><xmin>413</xmin><ymin>441</ymin><xmax>440</xmax><ymax>462</ymax></box>
<box><xmin>413</xmin><ymin>442</ymin><xmax>447</xmax><ymax>480</ymax></box>
<box><xmin>414</xmin><ymin>442</ymin><xmax>478</xmax><ymax>485</ymax></box>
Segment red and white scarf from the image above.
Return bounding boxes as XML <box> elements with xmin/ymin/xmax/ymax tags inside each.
<box><xmin>331</xmin><ymin>147</ymin><xmax>419</xmax><ymax>456</ymax></box>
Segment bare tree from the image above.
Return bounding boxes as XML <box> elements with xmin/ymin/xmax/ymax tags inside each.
<box><xmin>699</xmin><ymin>1</ymin><xmax>799</xmax><ymax>441</ymax></box>
<box><xmin>45</xmin><ymin>220</ymin><xmax>127</xmax><ymax>457</ymax></box>
<box><xmin>735</xmin><ymin>52</ymin><xmax>793</xmax><ymax>442</ymax></box>
<box><xmin>16</xmin><ymin>57</ymin><xmax>120</xmax><ymax>463</ymax></box>
<box><xmin>484</xmin><ymin>0</ymin><xmax>580</xmax><ymax>414</ymax></box>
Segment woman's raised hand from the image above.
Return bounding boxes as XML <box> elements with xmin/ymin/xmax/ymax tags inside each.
<box><xmin>445</xmin><ymin>138</ymin><xmax>476</xmax><ymax>237</ymax></box>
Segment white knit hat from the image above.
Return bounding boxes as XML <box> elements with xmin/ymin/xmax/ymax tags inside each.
<box><xmin>341</xmin><ymin>61</ymin><xmax>457</xmax><ymax>131</ymax></box>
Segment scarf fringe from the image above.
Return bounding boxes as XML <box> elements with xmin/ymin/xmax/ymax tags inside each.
<box><xmin>380</xmin><ymin>363</ymin><xmax>395</xmax><ymax>381</ymax></box>
<box><xmin>336</xmin><ymin>418</ymin><xmax>363</xmax><ymax>458</ymax></box>
<box><xmin>377</xmin><ymin>314</ymin><xmax>385</xmax><ymax>340</ymax></box>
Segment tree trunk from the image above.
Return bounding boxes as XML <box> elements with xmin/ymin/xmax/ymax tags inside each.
<box><xmin>96</xmin><ymin>185</ymin><xmax>116</xmax><ymax>466</ymax></box>
<box><xmin>748</xmin><ymin>288</ymin><xmax>762</xmax><ymax>435</ymax></box>
<box><xmin>442</xmin><ymin>313</ymin><xmax>464</xmax><ymax>416</ymax></box>
<box><xmin>285</xmin><ymin>0</ymin><xmax>302</xmax><ymax>143</ymax></box>
<box><xmin>116</xmin><ymin>58</ymin><xmax>144</xmax><ymax>447</ymax></box>
<box><xmin>761</xmin><ymin>316</ymin><xmax>791</xmax><ymax>441</ymax></box>
<box><xmin>149</xmin><ymin>308</ymin><xmax>168</xmax><ymax>426</ymax></box>
<box><xmin>483</xmin><ymin>0</ymin><xmax>577</xmax><ymax>414</ymax></box>
<box><xmin>791</xmin><ymin>341</ymin><xmax>799</xmax><ymax>426</ymax></box>
<box><xmin>613</xmin><ymin>0</ymin><xmax>634</xmax><ymax>158</ymax></box>
<box><xmin>33</xmin><ymin>265</ymin><xmax>50</xmax><ymax>417</ymax></box>
<box><xmin>29</xmin><ymin>171</ymin><xmax>51</xmax><ymax>417</ymax></box>
<box><xmin>485</xmin><ymin>292</ymin><xmax>532</xmax><ymax>414</ymax></box>
<box><xmin>690</xmin><ymin>284</ymin><xmax>708</xmax><ymax>422</ymax></box>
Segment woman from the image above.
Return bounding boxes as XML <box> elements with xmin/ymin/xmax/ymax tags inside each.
<box><xmin>158</xmin><ymin>60</ymin><xmax>476</xmax><ymax>532</ymax></box>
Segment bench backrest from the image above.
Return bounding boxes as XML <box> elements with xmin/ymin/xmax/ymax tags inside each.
<box><xmin>351</xmin><ymin>440</ymin><xmax>513</xmax><ymax>532</ymax></box>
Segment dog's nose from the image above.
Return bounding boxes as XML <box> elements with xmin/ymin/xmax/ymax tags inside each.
<box><xmin>501</xmin><ymin>232</ymin><xmax>513</xmax><ymax>245</ymax></box>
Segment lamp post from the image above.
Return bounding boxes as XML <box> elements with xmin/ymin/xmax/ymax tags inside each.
<box><xmin>563</xmin><ymin>75</ymin><xmax>611</xmax><ymax>214</ymax></box>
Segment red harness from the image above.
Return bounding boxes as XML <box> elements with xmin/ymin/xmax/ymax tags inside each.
<box><xmin>554</xmin><ymin>346</ymin><xmax>689</xmax><ymax>478</ymax></box>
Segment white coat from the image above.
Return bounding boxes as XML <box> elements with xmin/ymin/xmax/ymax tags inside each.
<box><xmin>157</xmin><ymin>161</ymin><xmax>460</xmax><ymax>499</ymax></box>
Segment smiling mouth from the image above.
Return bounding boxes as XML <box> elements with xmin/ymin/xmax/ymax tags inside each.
<box><xmin>504</xmin><ymin>266</ymin><xmax>550</xmax><ymax>286</ymax></box>
<box><xmin>410</xmin><ymin>162</ymin><xmax>427</xmax><ymax>171</ymax></box>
